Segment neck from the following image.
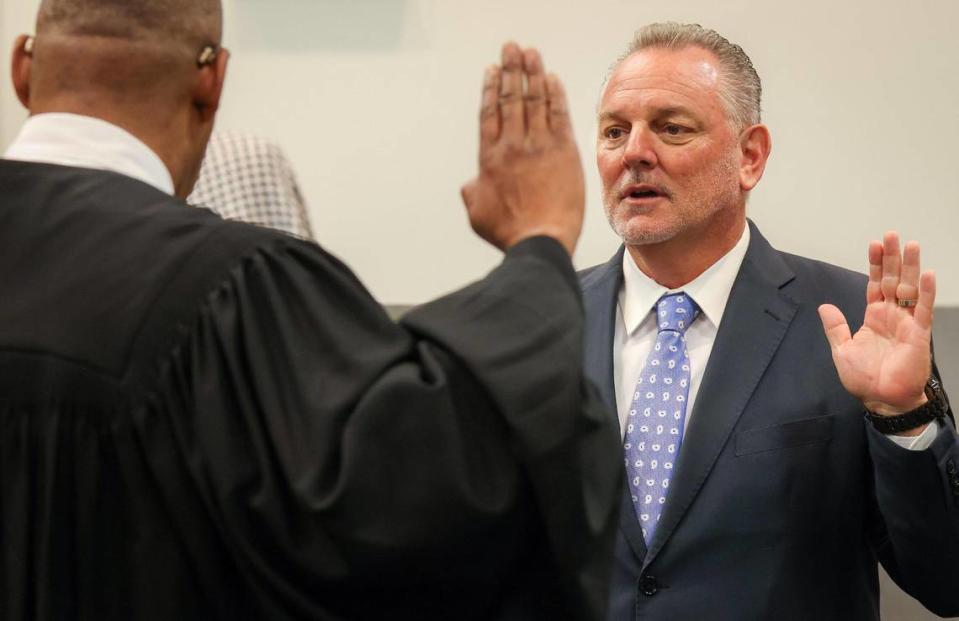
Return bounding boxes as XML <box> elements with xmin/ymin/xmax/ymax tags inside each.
<box><xmin>30</xmin><ymin>97</ymin><xmax>198</xmax><ymax>197</ymax></box>
<box><xmin>626</xmin><ymin>210</ymin><xmax>746</xmax><ymax>289</ymax></box>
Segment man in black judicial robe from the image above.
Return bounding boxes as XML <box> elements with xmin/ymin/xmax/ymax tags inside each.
<box><xmin>0</xmin><ymin>2</ymin><xmax>622</xmax><ymax>619</ymax></box>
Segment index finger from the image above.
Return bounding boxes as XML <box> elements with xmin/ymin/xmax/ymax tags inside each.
<box><xmin>479</xmin><ymin>65</ymin><xmax>501</xmax><ymax>147</ymax></box>
<box><xmin>866</xmin><ymin>240</ymin><xmax>882</xmax><ymax>304</ymax></box>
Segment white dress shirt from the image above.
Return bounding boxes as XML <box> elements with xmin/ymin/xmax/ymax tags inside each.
<box><xmin>4</xmin><ymin>112</ymin><xmax>174</xmax><ymax>195</ymax></box>
<box><xmin>613</xmin><ymin>224</ymin><xmax>936</xmax><ymax>450</ymax></box>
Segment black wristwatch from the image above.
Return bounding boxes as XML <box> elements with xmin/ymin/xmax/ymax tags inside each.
<box><xmin>866</xmin><ymin>377</ymin><xmax>950</xmax><ymax>434</ymax></box>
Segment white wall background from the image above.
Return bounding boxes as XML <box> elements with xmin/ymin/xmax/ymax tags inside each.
<box><xmin>1</xmin><ymin>2</ymin><xmax>958</xmax><ymax>618</ymax></box>
<box><xmin>3</xmin><ymin>0</ymin><xmax>958</xmax><ymax>306</ymax></box>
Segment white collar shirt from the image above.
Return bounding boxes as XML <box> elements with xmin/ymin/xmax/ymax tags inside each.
<box><xmin>613</xmin><ymin>224</ymin><xmax>750</xmax><ymax>436</ymax></box>
<box><xmin>4</xmin><ymin>112</ymin><xmax>174</xmax><ymax>196</ymax></box>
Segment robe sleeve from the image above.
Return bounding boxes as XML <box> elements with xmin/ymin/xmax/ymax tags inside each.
<box><xmin>144</xmin><ymin>234</ymin><xmax>622</xmax><ymax>620</ymax></box>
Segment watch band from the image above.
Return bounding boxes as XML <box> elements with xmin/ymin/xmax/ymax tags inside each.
<box><xmin>866</xmin><ymin>377</ymin><xmax>949</xmax><ymax>434</ymax></box>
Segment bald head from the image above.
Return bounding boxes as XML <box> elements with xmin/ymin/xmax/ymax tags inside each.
<box><xmin>12</xmin><ymin>0</ymin><xmax>229</xmax><ymax>197</ymax></box>
<box><xmin>28</xmin><ymin>0</ymin><xmax>222</xmax><ymax>104</ymax></box>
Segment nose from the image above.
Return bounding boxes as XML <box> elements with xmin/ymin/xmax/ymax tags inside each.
<box><xmin>622</xmin><ymin>127</ymin><xmax>658</xmax><ymax>171</ymax></box>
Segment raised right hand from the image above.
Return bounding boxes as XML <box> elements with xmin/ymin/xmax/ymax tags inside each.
<box><xmin>461</xmin><ymin>42</ymin><xmax>585</xmax><ymax>255</ymax></box>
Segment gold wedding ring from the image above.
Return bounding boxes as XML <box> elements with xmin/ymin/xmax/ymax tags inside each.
<box><xmin>897</xmin><ymin>299</ymin><xmax>918</xmax><ymax>308</ymax></box>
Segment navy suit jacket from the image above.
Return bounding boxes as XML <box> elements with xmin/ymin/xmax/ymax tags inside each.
<box><xmin>580</xmin><ymin>222</ymin><xmax>959</xmax><ymax>620</ymax></box>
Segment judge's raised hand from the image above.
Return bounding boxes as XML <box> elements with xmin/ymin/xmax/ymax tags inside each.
<box><xmin>819</xmin><ymin>232</ymin><xmax>935</xmax><ymax>425</ymax></box>
<box><xmin>461</xmin><ymin>43</ymin><xmax>585</xmax><ymax>255</ymax></box>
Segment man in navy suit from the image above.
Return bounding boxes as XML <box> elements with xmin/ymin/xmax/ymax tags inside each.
<box><xmin>581</xmin><ymin>22</ymin><xmax>959</xmax><ymax>620</ymax></box>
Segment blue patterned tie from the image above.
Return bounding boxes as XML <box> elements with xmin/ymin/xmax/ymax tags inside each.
<box><xmin>624</xmin><ymin>292</ymin><xmax>700</xmax><ymax>544</ymax></box>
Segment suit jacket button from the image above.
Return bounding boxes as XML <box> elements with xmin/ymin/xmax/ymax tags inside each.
<box><xmin>640</xmin><ymin>574</ymin><xmax>659</xmax><ymax>596</ymax></box>
<box><xmin>948</xmin><ymin>460</ymin><xmax>957</xmax><ymax>476</ymax></box>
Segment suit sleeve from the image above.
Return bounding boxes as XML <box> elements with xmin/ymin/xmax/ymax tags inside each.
<box><xmin>148</xmin><ymin>235</ymin><xmax>622</xmax><ymax>620</ymax></box>
<box><xmin>869</xmin><ymin>364</ymin><xmax>959</xmax><ymax>618</ymax></box>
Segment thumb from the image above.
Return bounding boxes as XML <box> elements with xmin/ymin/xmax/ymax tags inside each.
<box><xmin>818</xmin><ymin>304</ymin><xmax>852</xmax><ymax>351</ymax></box>
<box><xmin>460</xmin><ymin>178</ymin><xmax>477</xmax><ymax>211</ymax></box>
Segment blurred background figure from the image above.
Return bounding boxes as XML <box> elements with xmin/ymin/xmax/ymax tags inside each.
<box><xmin>189</xmin><ymin>130</ymin><xmax>314</xmax><ymax>239</ymax></box>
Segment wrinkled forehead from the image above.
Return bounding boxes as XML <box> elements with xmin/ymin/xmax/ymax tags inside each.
<box><xmin>600</xmin><ymin>46</ymin><xmax>725</xmax><ymax>117</ymax></box>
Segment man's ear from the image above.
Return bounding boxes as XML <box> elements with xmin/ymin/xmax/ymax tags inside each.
<box><xmin>193</xmin><ymin>48</ymin><xmax>229</xmax><ymax>123</ymax></box>
<box><xmin>11</xmin><ymin>34</ymin><xmax>33</xmax><ymax>109</ymax></box>
<box><xmin>738</xmin><ymin>123</ymin><xmax>772</xmax><ymax>192</ymax></box>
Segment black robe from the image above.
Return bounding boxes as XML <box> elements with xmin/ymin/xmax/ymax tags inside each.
<box><xmin>0</xmin><ymin>161</ymin><xmax>622</xmax><ymax>620</ymax></box>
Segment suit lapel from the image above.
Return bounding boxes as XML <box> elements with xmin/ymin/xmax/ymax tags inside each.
<box><xmin>581</xmin><ymin>246</ymin><xmax>624</xmax><ymax>415</ymax></box>
<box><xmin>581</xmin><ymin>246</ymin><xmax>650</xmax><ymax>560</ymax></box>
<box><xmin>643</xmin><ymin>223</ymin><xmax>799</xmax><ymax>567</ymax></box>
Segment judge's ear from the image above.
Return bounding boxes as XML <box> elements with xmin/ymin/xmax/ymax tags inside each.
<box><xmin>11</xmin><ymin>34</ymin><xmax>33</xmax><ymax>109</ymax></box>
<box><xmin>192</xmin><ymin>47</ymin><xmax>229</xmax><ymax>123</ymax></box>
<box><xmin>738</xmin><ymin>123</ymin><xmax>772</xmax><ymax>192</ymax></box>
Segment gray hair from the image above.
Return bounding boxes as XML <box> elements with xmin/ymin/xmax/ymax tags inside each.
<box><xmin>616</xmin><ymin>22</ymin><xmax>762</xmax><ymax>129</ymax></box>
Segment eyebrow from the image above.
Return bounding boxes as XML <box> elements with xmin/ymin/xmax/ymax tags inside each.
<box><xmin>598</xmin><ymin>105</ymin><xmax>698</xmax><ymax>124</ymax></box>
<box><xmin>598</xmin><ymin>111</ymin><xmax>622</xmax><ymax>124</ymax></box>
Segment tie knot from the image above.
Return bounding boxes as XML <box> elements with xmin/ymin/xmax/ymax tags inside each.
<box><xmin>655</xmin><ymin>292</ymin><xmax>699</xmax><ymax>334</ymax></box>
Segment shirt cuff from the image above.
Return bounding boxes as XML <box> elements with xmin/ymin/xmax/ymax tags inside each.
<box><xmin>886</xmin><ymin>420</ymin><xmax>940</xmax><ymax>451</ymax></box>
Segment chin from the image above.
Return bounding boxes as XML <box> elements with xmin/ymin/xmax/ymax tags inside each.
<box><xmin>608</xmin><ymin>211</ymin><xmax>678</xmax><ymax>246</ymax></box>
<box><xmin>621</xmin><ymin>229</ymin><xmax>677</xmax><ymax>246</ymax></box>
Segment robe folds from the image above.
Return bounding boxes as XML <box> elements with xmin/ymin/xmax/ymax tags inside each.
<box><xmin>0</xmin><ymin>160</ymin><xmax>622</xmax><ymax>620</ymax></box>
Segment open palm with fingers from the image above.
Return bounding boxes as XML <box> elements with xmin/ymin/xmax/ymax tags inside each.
<box><xmin>818</xmin><ymin>231</ymin><xmax>935</xmax><ymax>415</ymax></box>
<box><xmin>460</xmin><ymin>43</ymin><xmax>584</xmax><ymax>255</ymax></box>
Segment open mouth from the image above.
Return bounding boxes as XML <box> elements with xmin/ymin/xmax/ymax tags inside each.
<box><xmin>622</xmin><ymin>184</ymin><xmax>667</xmax><ymax>200</ymax></box>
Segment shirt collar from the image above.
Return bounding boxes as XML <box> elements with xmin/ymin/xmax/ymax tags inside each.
<box><xmin>3</xmin><ymin>112</ymin><xmax>175</xmax><ymax>195</ymax></box>
<box><xmin>619</xmin><ymin>224</ymin><xmax>751</xmax><ymax>335</ymax></box>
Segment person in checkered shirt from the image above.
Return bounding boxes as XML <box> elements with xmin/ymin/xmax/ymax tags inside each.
<box><xmin>189</xmin><ymin>130</ymin><xmax>314</xmax><ymax>239</ymax></box>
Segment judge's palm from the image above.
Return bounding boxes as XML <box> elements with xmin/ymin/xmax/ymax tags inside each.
<box><xmin>819</xmin><ymin>233</ymin><xmax>935</xmax><ymax>415</ymax></box>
